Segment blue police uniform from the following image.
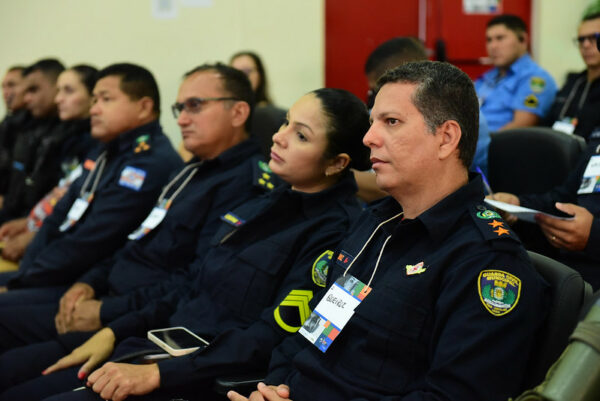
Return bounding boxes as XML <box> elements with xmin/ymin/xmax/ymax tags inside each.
<box><xmin>519</xmin><ymin>145</ymin><xmax>600</xmax><ymax>289</ymax></box>
<box><xmin>0</xmin><ymin>140</ymin><xmax>272</xmax><ymax>352</ymax></box>
<box><xmin>475</xmin><ymin>54</ymin><xmax>557</xmax><ymax>132</ymax></box>
<box><xmin>0</xmin><ymin>121</ymin><xmax>182</xmax><ymax>299</ymax></box>
<box><xmin>471</xmin><ymin>113</ymin><xmax>491</xmax><ymax>176</ymax></box>
<box><xmin>0</xmin><ymin>172</ymin><xmax>362</xmax><ymax>400</ymax></box>
<box><xmin>265</xmin><ymin>175</ymin><xmax>548</xmax><ymax>401</ymax></box>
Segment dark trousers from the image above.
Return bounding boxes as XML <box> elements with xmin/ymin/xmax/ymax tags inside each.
<box><xmin>0</xmin><ymin>335</ymin><xmax>214</xmax><ymax>401</ymax></box>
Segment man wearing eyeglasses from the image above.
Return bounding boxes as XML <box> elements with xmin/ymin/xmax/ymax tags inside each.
<box><xmin>475</xmin><ymin>14</ymin><xmax>557</xmax><ymax>132</ymax></box>
<box><xmin>0</xmin><ymin>64</ymin><xmax>274</xmax><ymax>356</ymax></box>
<box><xmin>541</xmin><ymin>12</ymin><xmax>600</xmax><ymax>143</ymax></box>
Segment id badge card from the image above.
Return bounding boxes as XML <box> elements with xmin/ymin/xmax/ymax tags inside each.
<box><xmin>577</xmin><ymin>155</ymin><xmax>600</xmax><ymax>194</ymax></box>
<box><xmin>128</xmin><ymin>205</ymin><xmax>168</xmax><ymax>240</ymax></box>
<box><xmin>299</xmin><ymin>274</ymin><xmax>371</xmax><ymax>353</ymax></box>
<box><xmin>59</xmin><ymin>196</ymin><xmax>91</xmax><ymax>232</ymax></box>
<box><xmin>552</xmin><ymin>119</ymin><xmax>576</xmax><ymax>135</ymax></box>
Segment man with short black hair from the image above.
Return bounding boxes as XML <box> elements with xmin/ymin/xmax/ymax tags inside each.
<box><xmin>0</xmin><ymin>58</ymin><xmax>66</xmax><ymax>223</ymax></box>
<box><xmin>229</xmin><ymin>61</ymin><xmax>547</xmax><ymax>401</ymax></box>
<box><xmin>476</xmin><ymin>14</ymin><xmax>557</xmax><ymax>132</ymax></box>
<box><xmin>0</xmin><ymin>66</ymin><xmax>28</xmax><ymax>195</ymax></box>
<box><xmin>0</xmin><ymin>63</ymin><xmax>182</xmax><ymax>303</ymax></box>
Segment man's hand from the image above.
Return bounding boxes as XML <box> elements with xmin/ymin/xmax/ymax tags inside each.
<box><xmin>2</xmin><ymin>231</ymin><xmax>35</xmax><ymax>261</ymax></box>
<box><xmin>56</xmin><ymin>282</ymin><xmax>95</xmax><ymax>334</ymax></box>
<box><xmin>486</xmin><ymin>192</ymin><xmax>520</xmax><ymax>224</ymax></box>
<box><xmin>536</xmin><ymin>202</ymin><xmax>593</xmax><ymax>252</ymax></box>
<box><xmin>65</xmin><ymin>299</ymin><xmax>103</xmax><ymax>332</ymax></box>
<box><xmin>228</xmin><ymin>382</ymin><xmax>291</xmax><ymax>401</ymax></box>
<box><xmin>0</xmin><ymin>218</ymin><xmax>28</xmax><ymax>239</ymax></box>
<box><xmin>42</xmin><ymin>327</ymin><xmax>115</xmax><ymax>379</ymax></box>
<box><xmin>86</xmin><ymin>362</ymin><xmax>160</xmax><ymax>401</ymax></box>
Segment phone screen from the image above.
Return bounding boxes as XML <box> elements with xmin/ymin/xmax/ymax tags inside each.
<box><xmin>152</xmin><ymin>328</ymin><xmax>207</xmax><ymax>350</ymax></box>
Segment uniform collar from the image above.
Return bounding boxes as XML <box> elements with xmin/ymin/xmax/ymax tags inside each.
<box><xmin>283</xmin><ymin>170</ymin><xmax>359</xmax><ymax>218</ymax></box>
<box><xmin>485</xmin><ymin>53</ymin><xmax>531</xmax><ymax>82</ymax></box>
<box><xmin>197</xmin><ymin>138</ymin><xmax>260</xmax><ymax>168</ymax></box>
<box><xmin>105</xmin><ymin>119</ymin><xmax>162</xmax><ymax>155</ymax></box>
<box><xmin>415</xmin><ymin>173</ymin><xmax>484</xmax><ymax>243</ymax></box>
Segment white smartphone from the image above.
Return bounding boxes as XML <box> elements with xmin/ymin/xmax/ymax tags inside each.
<box><xmin>147</xmin><ymin>326</ymin><xmax>209</xmax><ymax>356</ymax></box>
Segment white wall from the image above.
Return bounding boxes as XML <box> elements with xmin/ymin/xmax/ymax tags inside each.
<box><xmin>532</xmin><ymin>0</ymin><xmax>594</xmax><ymax>86</ymax></box>
<box><xmin>0</xmin><ymin>0</ymin><xmax>597</xmax><ymax>146</ymax></box>
<box><xmin>0</xmin><ymin>0</ymin><xmax>324</xmax><ymax>146</ymax></box>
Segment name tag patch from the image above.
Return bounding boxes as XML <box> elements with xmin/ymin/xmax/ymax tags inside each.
<box><xmin>119</xmin><ymin>166</ymin><xmax>146</xmax><ymax>191</ymax></box>
<box><xmin>577</xmin><ymin>155</ymin><xmax>600</xmax><ymax>195</ymax></box>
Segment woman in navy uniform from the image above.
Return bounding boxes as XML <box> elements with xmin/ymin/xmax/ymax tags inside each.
<box><xmin>0</xmin><ymin>88</ymin><xmax>372</xmax><ymax>401</ymax></box>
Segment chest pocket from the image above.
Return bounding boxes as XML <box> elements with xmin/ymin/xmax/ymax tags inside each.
<box><xmin>340</xmin><ymin>285</ymin><xmax>430</xmax><ymax>387</ymax></box>
<box><xmin>216</xmin><ymin>239</ymin><xmax>291</xmax><ymax>319</ymax></box>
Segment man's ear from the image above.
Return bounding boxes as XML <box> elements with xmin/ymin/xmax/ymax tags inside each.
<box><xmin>137</xmin><ymin>97</ymin><xmax>155</xmax><ymax>120</ymax></box>
<box><xmin>437</xmin><ymin>120</ymin><xmax>462</xmax><ymax>161</ymax></box>
<box><xmin>230</xmin><ymin>101</ymin><xmax>251</xmax><ymax>129</ymax></box>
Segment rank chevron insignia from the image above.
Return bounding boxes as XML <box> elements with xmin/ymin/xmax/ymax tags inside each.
<box><xmin>274</xmin><ymin>290</ymin><xmax>314</xmax><ymax>333</ymax></box>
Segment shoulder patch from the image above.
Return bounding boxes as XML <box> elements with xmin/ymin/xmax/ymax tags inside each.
<box><xmin>530</xmin><ymin>77</ymin><xmax>546</xmax><ymax>93</ymax></box>
<box><xmin>253</xmin><ymin>160</ymin><xmax>275</xmax><ymax>191</ymax></box>
<box><xmin>274</xmin><ymin>289</ymin><xmax>314</xmax><ymax>332</ymax></box>
<box><xmin>471</xmin><ymin>205</ymin><xmax>516</xmax><ymax>241</ymax></box>
<box><xmin>119</xmin><ymin>166</ymin><xmax>147</xmax><ymax>191</ymax></box>
<box><xmin>312</xmin><ymin>250</ymin><xmax>333</xmax><ymax>287</ymax></box>
<box><xmin>524</xmin><ymin>94</ymin><xmax>539</xmax><ymax>108</ymax></box>
<box><xmin>478</xmin><ymin>269</ymin><xmax>521</xmax><ymax>316</ymax></box>
<box><xmin>134</xmin><ymin>134</ymin><xmax>151</xmax><ymax>153</ymax></box>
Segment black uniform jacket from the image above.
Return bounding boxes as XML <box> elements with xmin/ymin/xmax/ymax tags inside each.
<box><xmin>266</xmin><ymin>175</ymin><xmax>549</xmax><ymax>401</ymax></box>
<box><xmin>8</xmin><ymin>120</ymin><xmax>182</xmax><ymax>288</ymax></box>
<box><xmin>107</xmin><ymin>171</ymin><xmax>363</xmax><ymax>388</ymax></box>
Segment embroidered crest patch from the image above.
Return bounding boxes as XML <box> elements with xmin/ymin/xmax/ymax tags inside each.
<box><xmin>478</xmin><ymin>270</ymin><xmax>521</xmax><ymax>316</ymax></box>
<box><xmin>118</xmin><ymin>166</ymin><xmax>147</xmax><ymax>191</ymax></box>
<box><xmin>258</xmin><ymin>160</ymin><xmax>272</xmax><ymax>173</ymax></box>
<box><xmin>312</xmin><ymin>250</ymin><xmax>333</xmax><ymax>287</ymax></box>
<box><xmin>530</xmin><ymin>77</ymin><xmax>546</xmax><ymax>93</ymax></box>
<box><xmin>134</xmin><ymin>134</ymin><xmax>151</xmax><ymax>153</ymax></box>
<box><xmin>476</xmin><ymin>209</ymin><xmax>501</xmax><ymax>219</ymax></box>
<box><xmin>524</xmin><ymin>94</ymin><xmax>539</xmax><ymax>108</ymax></box>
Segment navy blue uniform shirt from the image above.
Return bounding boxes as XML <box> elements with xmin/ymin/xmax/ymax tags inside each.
<box><xmin>267</xmin><ymin>175</ymin><xmax>549</xmax><ymax>401</ymax></box>
<box><xmin>106</xmin><ymin>171</ymin><xmax>362</xmax><ymax>388</ymax></box>
<box><xmin>8</xmin><ymin>120</ymin><xmax>182</xmax><ymax>288</ymax></box>
<box><xmin>81</xmin><ymin>140</ymin><xmax>272</xmax><ymax>322</ymax></box>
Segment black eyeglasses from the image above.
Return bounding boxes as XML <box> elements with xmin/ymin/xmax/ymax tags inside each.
<box><xmin>171</xmin><ymin>97</ymin><xmax>240</xmax><ymax>118</ymax></box>
<box><xmin>574</xmin><ymin>33</ymin><xmax>600</xmax><ymax>46</ymax></box>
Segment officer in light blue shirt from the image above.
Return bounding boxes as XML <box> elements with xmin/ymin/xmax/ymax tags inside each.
<box><xmin>475</xmin><ymin>14</ymin><xmax>557</xmax><ymax>132</ymax></box>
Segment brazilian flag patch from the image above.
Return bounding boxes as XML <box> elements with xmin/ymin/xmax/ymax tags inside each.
<box><xmin>478</xmin><ymin>270</ymin><xmax>521</xmax><ymax>316</ymax></box>
<box><xmin>312</xmin><ymin>250</ymin><xmax>333</xmax><ymax>287</ymax></box>
<box><xmin>274</xmin><ymin>289</ymin><xmax>313</xmax><ymax>332</ymax></box>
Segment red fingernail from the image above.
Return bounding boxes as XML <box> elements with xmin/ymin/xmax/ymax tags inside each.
<box><xmin>78</xmin><ymin>371</ymin><xmax>86</xmax><ymax>380</ymax></box>
<box><xmin>41</xmin><ymin>370</ymin><xmax>47</xmax><ymax>375</ymax></box>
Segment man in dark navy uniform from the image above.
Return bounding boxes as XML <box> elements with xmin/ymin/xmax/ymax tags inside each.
<box><xmin>229</xmin><ymin>61</ymin><xmax>548</xmax><ymax>401</ymax></box>
<box><xmin>0</xmin><ymin>63</ymin><xmax>182</xmax><ymax>304</ymax></box>
<box><xmin>0</xmin><ymin>63</ymin><xmax>272</xmax><ymax>352</ymax></box>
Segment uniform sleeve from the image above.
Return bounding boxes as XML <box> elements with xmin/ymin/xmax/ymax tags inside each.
<box><xmin>156</xmin><ymin>228</ymin><xmax>347</xmax><ymax>389</ymax></box>
<box><xmin>584</xmin><ymin>217</ymin><xmax>600</xmax><ymax>261</ymax></box>
<box><xmin>511</xmin><ymin>72</ymin><xmax>557</xmax><ymax>118</ymax></box>
<box><xmin>77</xmin><ymin>256</ymin><xmax>117</xmax><ymax>296</ymax></box>
<box><xmin>360</xmin><ymin>250</ymin><xmax>548</xmax><ymax>401</ymax></box>
<box><xmin>8</xmin><ymin>156</ymin><xmax>174</xmax><ymax>288</ymax></box>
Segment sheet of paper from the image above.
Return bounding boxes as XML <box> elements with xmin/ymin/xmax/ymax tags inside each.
<box><xmin>484</xmin><ymin>199</ymin><xmax>574</xmax><ymax>223</ymax></box>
